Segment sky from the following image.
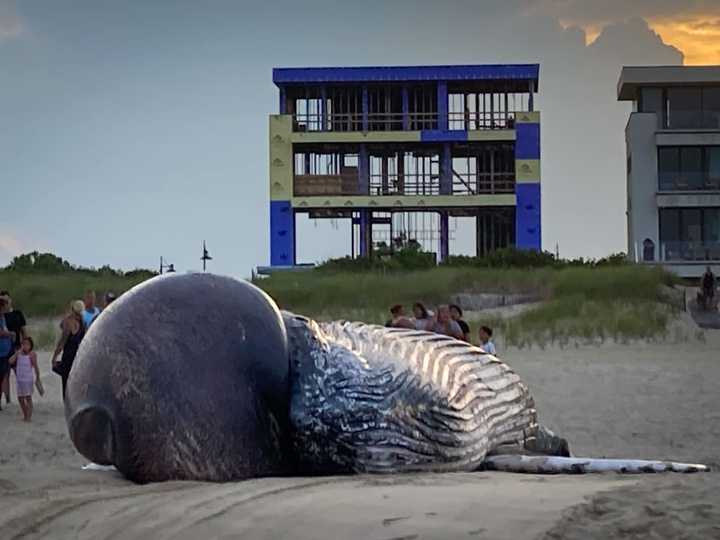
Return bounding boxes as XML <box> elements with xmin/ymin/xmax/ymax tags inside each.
<box><xmin>1</xmin><ymin>0</ymin><xmax>719</xmax><ymax>276</ymax></box>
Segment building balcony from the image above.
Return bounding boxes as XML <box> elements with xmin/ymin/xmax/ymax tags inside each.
<box><xmin>661</xmin><ymin>241</ymin><xmax>720</xmax><ymax>262</ymax></box>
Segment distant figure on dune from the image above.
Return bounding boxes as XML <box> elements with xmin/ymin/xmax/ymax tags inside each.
<box><xmin>52</xmin><ymin>300</ymin><xmax>86</xmax><ymax>399</ymax></box>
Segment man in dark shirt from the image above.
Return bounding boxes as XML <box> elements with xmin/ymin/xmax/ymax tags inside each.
<box><xmin>0</xmin><ymin>291</ymin><xmax>26</xmax><ymax>405</ymax></box>
<box><xmin>702</xmin><ymin>267</ymin><xmax>716</xmax><ymax>298</ymax></box>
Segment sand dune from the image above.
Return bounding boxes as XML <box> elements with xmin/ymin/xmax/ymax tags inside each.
<box><xmin>1</xmin><ymin>329</ymin><xmax>718</xmax><ymax>540</ymax></box>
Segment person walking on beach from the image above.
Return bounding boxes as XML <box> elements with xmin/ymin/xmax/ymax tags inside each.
<box><xmin>0</xmin><ymin>297</ymin><xmax>16</xmax><ymax>411</ymax></box>
<box><xmin>51</xmin><ymin>300</ymin><xmax>86</xmax><ymax>399</ymax></box>
<box><xmin>478</xmin><ymin>325</ymin><xmax>497</xmax><ymax>355</ymax></box>
<box><xmin>9</xmin><ymin>337</ymin><xmax>43</xmax><ymax>422</ymax></box>
<box><xmin>0</xmin><ymin>290</ymin><xmax>27</xmax><ymax>405</ymax></box>
<box><xmin>82</xmin><ymin>290</ymin><xmax>101</xmax><ymax>328</ymax></box>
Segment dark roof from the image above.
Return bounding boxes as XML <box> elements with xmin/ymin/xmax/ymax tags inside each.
<box><xmin>273</xmin><ymin>64</ymin><xmax>540</xmax><ymax>88</ymax></box>
<box><xmin>618</xmin><ymin>65</ymin><xmax>720</xmax><ymax>100</ymax></box>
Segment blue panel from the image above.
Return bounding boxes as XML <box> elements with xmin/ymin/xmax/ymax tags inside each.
<box><xmin>270</xmin><ymin>201</ymin><xmax>295</xmax><ymax>266</ymax></box>
<box><xmin>279</xmin><ymin>87</ymin><xmax>287</xmax><ymax>114</ymax></box>
<box><xmin>362</xmin><ymin>86</ymin><xmax>369</xmax><ymax>131</ymax></box>
<box><xmin>515</xmin><ymin>123</ymin><xmax>540</xmax><ymax>160</ymax></box>
<box><xmin>359</xmin><ymin>210</ymin><xmax>370</xmax><ymax>257</ymax></box>
<box><xmin>516</xmin><ymin>183</ymin><xmax>541</xmax><ymax>250</ymax></box>
<box><xmin>421</xmin><ymin>130</ymin><xmax>468</xmax><ymax>142</ymax></box>
<box><xmin>439</xmin><ymin>212</ymin><xmax>449</xmax><ymax>262</ymax></box>
<box><xmin>437</xmin><ymin>81</ymin><xmax>448</xmax><ymax>131</ymax></box>
<box><xmin>273</xmin><ymin>64</ymin><xmax>540</xmax><ymax>87</ymax></box>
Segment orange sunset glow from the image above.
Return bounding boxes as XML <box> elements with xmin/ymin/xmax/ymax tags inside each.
<box><xmin>650</xmin><ymin>16</ymin><xmax>720</xmax><ymax>65</ymax></box>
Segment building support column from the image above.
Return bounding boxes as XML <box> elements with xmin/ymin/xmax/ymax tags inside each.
<box><xmin>359</xmin><ymin>144</ymin><xmax>369</xmax><ymax>195</ymax></box>
<box><xmin>320</xmin><ymin>86</ymin><xmax>327</xmax><ymax>131</ymax></box>
<box><xmin>440</xmin><ymin>143</ymin><xmax>452</xmax><ymax>195</ymax></box>
<box><xmin>439</xmin><ymin>211</ymin><xmax>449</xmax><ymax>263</ymax></box>
<box><xmin>402</xmin><ymin>86</ymin><xmax>410</xmax><ymax>130</ymax></box>
<box><xmin>270</xmin><ymin>201</ymin><xmax>295</xmax><ymax>266</ymax></box>
<box><xmin>359</xmin><ymin>210</ymin><xmax>372</xmax><ymax>258</ymax></box>
<box><xmin>279</xmin><ymin>86</ymin><xmax>287</xmax><ymax>114</ymax></box>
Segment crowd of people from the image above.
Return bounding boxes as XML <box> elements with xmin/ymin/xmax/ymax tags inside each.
<box><xmin>0</xmin><ymin>289</ymin><xmax>117</xmax><ymax>421</ymax></box>
<box><xmin>384</xmin><ymin>302</ymin><xmax>496</xmax><ymax>355</ymax></box>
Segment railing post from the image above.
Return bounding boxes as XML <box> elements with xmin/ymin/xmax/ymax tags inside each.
<box><xmin>362</xmin><ymin>86</ymin><xmax>369</xmax><ymax>132</ymax></box>
<box><xmin>402</xmin><ymin>86</ymin><xmax>410</xmax><ymax>130</ymax></box>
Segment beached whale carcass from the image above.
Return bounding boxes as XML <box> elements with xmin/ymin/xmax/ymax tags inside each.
<box><xmin>64</xmin><ymin>273</ymin><xmax>708</xmax><ymax>483</ymax></box>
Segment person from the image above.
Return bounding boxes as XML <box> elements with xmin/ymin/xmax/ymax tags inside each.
<box><xmin>0</xmin><ymin>297</ymin><xmax>16</xmax><ymax>411</ymax></box>
<box><xmin>104</xmin><ymin>291</ymin><xmax>117</xmax><ymax>309</ymax></box>
<box><xmin>426</xmin><ymin>305</ymin><xmax>464</xmax><ymax>339</ymax></box>
<box><xmin>8</xmin><ymin>337</ymin><xmax>43</xmax><ymax>422</ymax></box>
<box><xmin>412</xmin><ymin>302</ymin><xmax>432</xmax><ymax>331</ymax></box>
<box><xmin>52</xmin><ymin>300</ymin><xmax>86</xmax><ymax>399</ymax></box>
<box><xmin>478</xmin><ymin>325</ymin><xmax>497</xmax><ymax>355</ymax></box>
<box><xmin>82</xmin><ymin>290</ymin><xmax>101</xmax><ymax>328</ymax></box>
<box><xmin>0</xmin><ymin>290</ymin><xmax>27</xmax><ymax>405</ymax></box>
<box><xmin>702</xmin><ymin>266</ymin><xmax>716</xmax><ymax>301</ymax></box>
<box><xmin>385</xmin><ymin>304</ymin><xmax>414</xmax><ymax>329</ymax></box>
<box><xmin>449</xmin><ymin>304</ymin><xmax>470</xmax><ymax>342</ymax></box>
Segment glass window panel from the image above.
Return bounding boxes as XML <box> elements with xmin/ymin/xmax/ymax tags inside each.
<box><xmin>667</xmin><ymin>88</ymin><xmax>702</xmax><ymax>129</ymax></box>
<box><xmin>704</xmin><ymin>208</ymin><xmax>720</xmax><ymax>243</ymax></box>
<box><xmin>658</xmin><ymin>147</ymin><xmax>679</xmax><ymax>190</ymax></box>
<box><xmin>680</xmin><ymin>147</ymin><xmax>703</xmax><ymax>189</ymax></box>
<box><xmin>702</xmin><ymin>87</ymin><xmax>720</xmax><ymax>129</ymax></box>
<box><xmin>707</xmin><ymin>147</ymin><xmax>720</xmax><ymax>188</ymax></box>
<box><xmin>660</xmin><ymin>209</ymin><xmax>680</xmax><ymax>242</ymax></box>
<box><xmin>682</xmin><ymin>209</ymin><xmax>702</xmax><ymax>242</ymax></box>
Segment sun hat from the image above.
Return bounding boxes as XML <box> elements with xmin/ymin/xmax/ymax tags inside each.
<box><xmin>71</xmin><ymin>300</ymin><xmax>85</xmax><ymax>315</ymax></box>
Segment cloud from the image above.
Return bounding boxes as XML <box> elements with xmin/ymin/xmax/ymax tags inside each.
<box><xmin>0</xmin><ymin>0</ymin><xmax>24</xmax><ymax>41</ymax></box>
<box><xmin>524</xmin><ymin>0</ymin><xmax>720</xmax><ymax>64</ymax></box>
<box><xmin>0</xmin><ymin>231</ymin><xmax>23</xmax><ymax>266</ymax></box>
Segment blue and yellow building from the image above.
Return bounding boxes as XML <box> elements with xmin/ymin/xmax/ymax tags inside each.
<box><xmin>269</xmin><ymin>64</ymin><xmax>541</xmax><ymax>266</ymax></box>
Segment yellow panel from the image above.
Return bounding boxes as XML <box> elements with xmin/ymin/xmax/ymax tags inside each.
<box><xmin>291</xmin><ymin>131</ymin><xmax>422</xmax><ymax>143</ymax></box>
<box><xmin>269</xmin><ymin>115</ymin><xmax>293</xmax><ymax>201</ymax></box>
<box><xmin>516</xmin><ymin>159</ymin><xmax>541</xmax><ymax>183</ymax></box>
<box><xmin>467</xmin><ymin>129</ymin><xmax>515</xmax><ymax>142</ymax></box>
<box><xmin>515</xmin><ymin>111</ymin><xmax>541</xmax><ymax>124</ymax></box>
<box><xmin>291</xmin><ymin>194</ymin><xmax>516</xmax><ymax>209</ymax></box>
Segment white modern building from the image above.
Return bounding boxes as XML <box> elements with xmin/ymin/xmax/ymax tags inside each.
<box><xmin>618</xmin><ymin>66</ymin><xmax>720</xmax><ymax>277</ymax></box>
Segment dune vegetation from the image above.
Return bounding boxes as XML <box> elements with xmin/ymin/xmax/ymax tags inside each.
<box><xmin>2</xmin><ymin>250</ymin><xmax>685</xmax><ymax>349</ymax></box>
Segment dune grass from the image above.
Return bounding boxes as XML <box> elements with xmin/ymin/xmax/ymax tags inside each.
<box><xmin>0</xmin><ymin>270</ymin><xmax>150</xmax><ymax>318</ymax></box>
<box><xmin>255</xmin><ymin>265</ymin><xmax>681</xmax><ymax>347</ymax></box>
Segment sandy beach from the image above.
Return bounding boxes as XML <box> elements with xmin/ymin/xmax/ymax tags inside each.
<box><xmin>1</xmin><ymin>324</ymin><xmax>718</xmax><ymax>540</ymax></box>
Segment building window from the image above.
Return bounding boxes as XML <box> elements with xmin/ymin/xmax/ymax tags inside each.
<box><xmin>666</xmin><ymin>87</ymin><xmax>703</xmax><ymax>129</ymax></box>
<box><xmin>659</xmin><ymin>207</ymin><xmax>720</xmax><ymax>260</ymax></box>
<box><xmin>658</xmin><ymin>146</ymin><xmax>720</xmax><ymax>191</ymax></box>
<box><xmin>703</xmin><ymin>87</ymin><xmax>720</xmax><ymax>129</ymax></box>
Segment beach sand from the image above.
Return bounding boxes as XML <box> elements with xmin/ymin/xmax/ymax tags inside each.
<box><xmin>1</xmin><ymin>327</ymin><xmax>718</xmax><ymax>539</ymax></box>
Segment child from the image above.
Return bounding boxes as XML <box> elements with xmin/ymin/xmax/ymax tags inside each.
<box><xmin>9</xmin><ymin>337</ymin><xmax>43</xmax><ymax>422</ymax></box>
<box><xmin>478</xmin><ymin>325</ymin><xmax>497</xmax><ymax>356</ymax></box>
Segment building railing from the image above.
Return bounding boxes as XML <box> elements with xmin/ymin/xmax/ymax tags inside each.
<box><xmin>661</xmin><ymin>241</ymin><xmax>720</xmax><ymax>262</ymax></box>
<box><xmin>369</xmin><ymin>174</ymin><xmax>441</xmax><ymax>196</ymax></box>
<box><xmin>658</xmin><ymin>178</ymin><xmax>720</xmax><ymax>192</ymax></box>
<box><xmin>294</xmin><ymin>174</ymin><xmax>362</xmax><ymax>196</ymax></box>
<box><xmin>292</xmin><ymin>111</ymin><xmax>519</xmax><ymax>132</ymax></box>
<box><xmin>452</xmin><ymin>172</ymin><xmax>515</xmax><ymax>195</ymax></box>
<box><xmin>448</xmin><ymin>111</ymin><xmax>516</xmax><ymax>130</ymax></box>
<box><xmin>294</xmin><ymin>173</ymin><xmax>516</xmax><ymax>197</ymax></box>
